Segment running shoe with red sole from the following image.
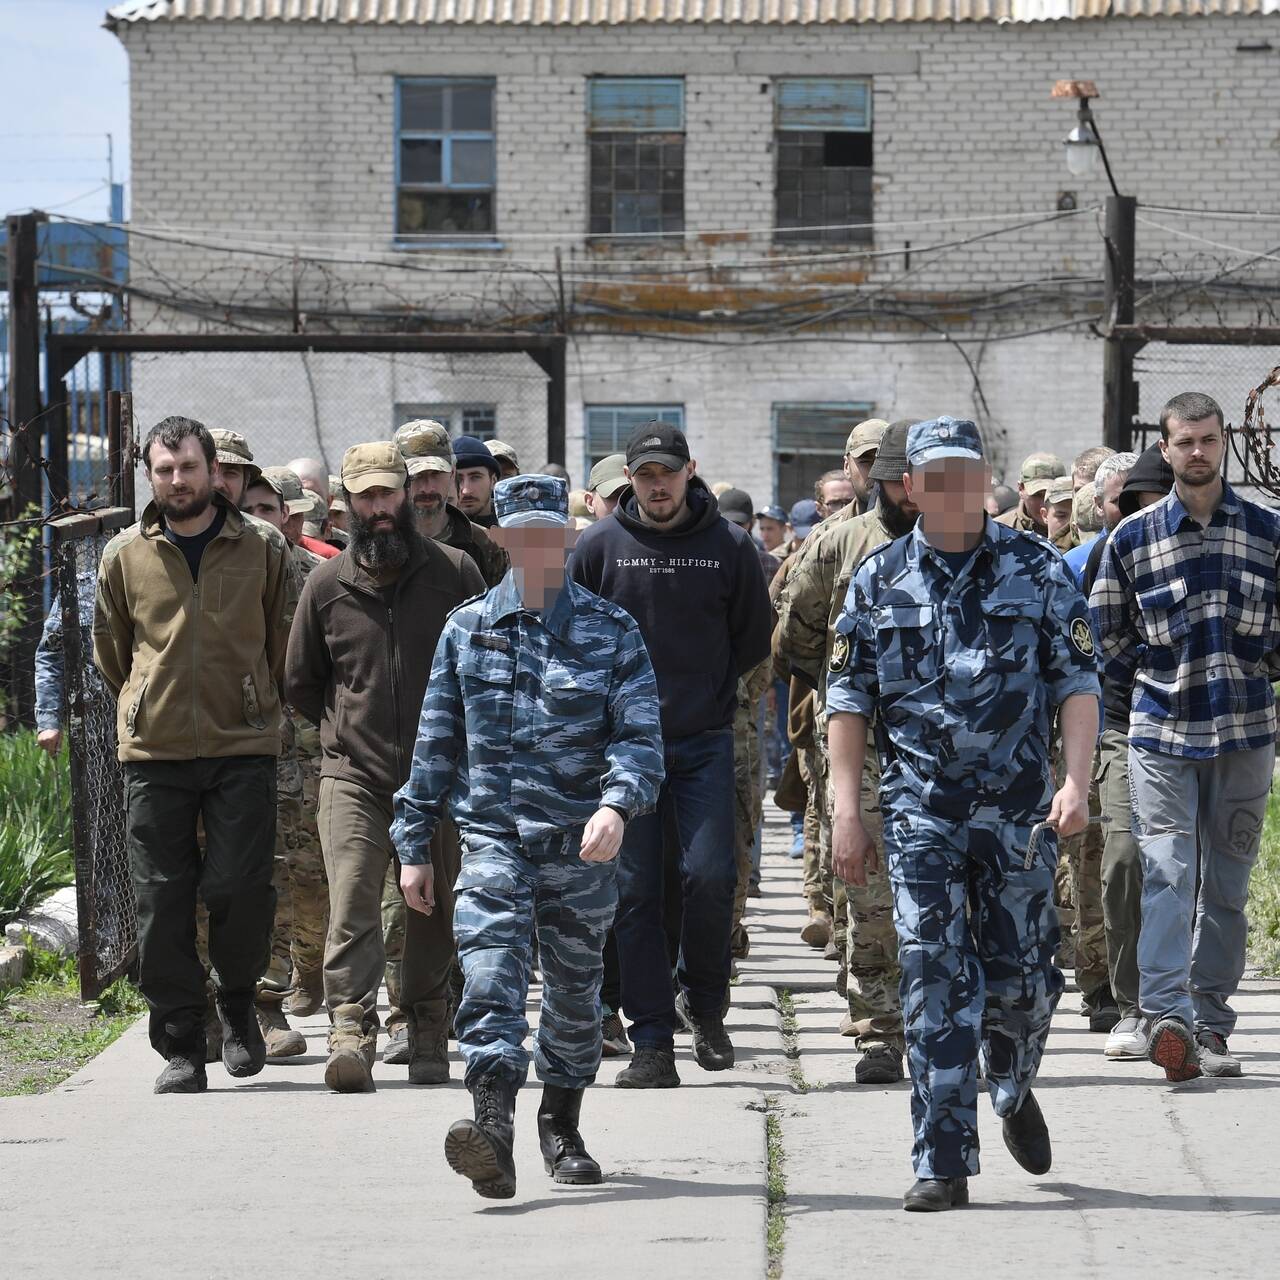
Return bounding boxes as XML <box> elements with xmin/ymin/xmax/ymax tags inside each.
<box><xmin>1148</xmin><ymin>1016</ymin><xmax>1202</xmax><ymax>1081</ymax></box>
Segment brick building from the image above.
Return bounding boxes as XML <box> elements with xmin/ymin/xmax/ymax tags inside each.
<box><xmin>107</xmin><ymin>0</ymin><xmax>1280</xmax><ymax>503</ymax></box>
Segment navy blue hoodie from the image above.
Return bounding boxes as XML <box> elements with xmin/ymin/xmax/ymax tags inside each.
<box><xmin>570</xmin><ymin>477</ymin><xmax>773</xmax><ymax>740</ymax></box>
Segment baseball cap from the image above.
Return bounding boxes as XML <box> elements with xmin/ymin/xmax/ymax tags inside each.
<box><xmin>625</xmin><ymin>421</ymin><xmax>690</xmax><ymax>472</ymax></box>
<box><xmin>907</xmin><ymin>417</ymin><xmax>985</xmax><ymax>468</ymax></box>
<box><xmin>1020</xmin><ymin>452</ymin><xmax>1066</xmax><ymax>493</ymax></box>
<box><xmin>341</xmin><ymin>442</ymin><xmax>407</xmax><ymax>495</ymax></box>
<box><xmin>868</xmin><ymin>419</ymin><xmax>915</xmax><ymax>483</ymax></box>
<box><xmin>395</xmin><ymin>419</ymin><xmax>454</xmax><ymax>476</ymax></box>
<box><xmin>846</xmin><ymin>418</ymin><xmax>889</xmax><ymax>459</ymax></box>
<box><xmin>756</xmin><ymin>504</ymin><xmax>787</xmax><ymax>523</ymax></box>
<box><xmin>789</xmin><ymin>498</ymin><xmax>820</xmax><ymax>538</ymax></box>
<box><xmin>494</xmin><ymin>474</ymin><xmax>571</xmax><ymax>528</ymax></box>
<box><xmin>452</xmin><ymin>434</ymin><xmax>501</xmax><ymax>478</ymax></box>
<box><xmin>487</xmin><ymin>439</ymin><xmax>520</xmax><ymax>470</ymax></box>
<box><xmin>719</xmin><ymin>487</ymin><xmax>754</xmax><ymax>526</ymax></box>
<box><xmin>210</xmin><ymin>429</ymin><xmax>262</xmax><ymax>485</ymax></box>
<box><xmin>1045</xmin><ymin>475</ymin><xmax>1075</xmax><ymax>507</ymax></box>
<box><xmin>1073</xmin><ymin>481</ymin><xmax>1100</xmax><ymax>533</ymax></box>
<box><xmin>588</xmin><ymin>453</ymin><xmax>629</xmax><ymax>498</ymax></box>
<box><xmin>301</xmin><ymin>490</ymin><xmax>329</xmax><ymax>536</ymax></box>
<box><xmin>328</xmin><ymin>476</ymin><xmax>347</xmax><ymax>513</ymax></box>
<box><xmin>258</xmin><ymin>466</ymin><xmax>314</xmax><ymax>516</ymax></box>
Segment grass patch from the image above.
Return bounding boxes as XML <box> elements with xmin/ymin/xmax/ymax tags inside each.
<box><xmin>1248</xmin><ymin>791</ymin><xmax>1280</xmax><ymax>975</ymax></box>
<box><xmin>765</xmin><ymin>1099</ymin><xmax>787</xmax><ymax>1279</ymax></box>
<box><xmin>777</xmin><ymin>988</ymin><xmax>808</xmax><ymax>1094</ymax></box>
<box><xmin>0</xmin><ymin>730</ymin><xmax>74</xmax><ymax>929</ymax></box>
<box><xmin>0</xmin><ymin>946</ymin><xmax>146</xmax><ymax>1096</ymax></box>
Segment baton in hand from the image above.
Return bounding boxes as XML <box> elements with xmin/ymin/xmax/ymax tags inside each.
<box><xmin>1023</xmin><ymin>815</ymin><xmax>1110</xmax><ymax>871</ymax></box>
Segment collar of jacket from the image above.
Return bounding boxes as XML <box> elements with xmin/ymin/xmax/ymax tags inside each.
<box><xmin>336</xmin><ymin>527</ymin><xmax>435</xmax><ymax>597</ymax></box>
<box><xmin>140</xmin><ymin>491</ymin><xmax>245</xmax><ymax>542</ymax></box>
<box><xmin>443</xmin><ymin>502</ymin><xmax>480</xmax><ymax>546</ymax></box>
<box><xmin>483</xmin><ymin>569</ymin><xmax>581</xmax><ymax>640</ymax></box>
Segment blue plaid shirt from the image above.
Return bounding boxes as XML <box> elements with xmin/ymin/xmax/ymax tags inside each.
<box><xmin>1089</xmin><ymin>483</ymin><xmax>1280</xmax><ymax>758</ymax></box>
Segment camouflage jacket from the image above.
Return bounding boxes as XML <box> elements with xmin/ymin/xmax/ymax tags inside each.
<box><xmin>391</xmin><ymin>572</ymin><xmax>665</xmax><ymax>864</ymax></box>
<box><xmin>437</xmin><ymin>504</ymin><xmax>509</xmax><ymax>588</ymax></box>
<box><xmin>827</xmin><ymin>516</ymin><xmax>1100</xmax><ymax>823</ymax></box>
<box><xmin>34</xmin><ymin>564</ymin><xmax>97</xmax><ymax>731</ymax></box>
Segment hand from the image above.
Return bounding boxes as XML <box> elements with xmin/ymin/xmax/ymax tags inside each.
<box><xmin>1047</xmin><ymin>778</ymin><xmax>1089</xmax><ymax>840</ymax></box>
<box><xmin>832</xmin><ymin>809</ymin><xmax>877</xmax><ymax>887</ymax></box>
<box><xmin>579</xmin><ymin>807</ymin><xmax>624</xmax><ymax>863</ymax></box>
<box><xmin>399</xmin><ymin>862</ymin><xmax>436</xmax><ymax>916</ymax></box>
<box><xmin>37</xmin><ymin>728</ymin><xmax>63</xmax><ymax>757</ymax></box>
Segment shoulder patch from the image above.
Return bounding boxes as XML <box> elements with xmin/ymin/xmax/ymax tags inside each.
<box><xmin>1071</xmin><ymin>617</ymin><xmax>1096</xmax><ymax>658</ymax></box>
<box><xmin>829</xmin><ymin>632</ymin><xmax>850</xmax><ymax>673</ymax></box>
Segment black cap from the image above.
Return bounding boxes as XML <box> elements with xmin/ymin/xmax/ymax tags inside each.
<box><xmin>719</xmin><ymin>487</ymin><xmax>754</xmax><ymax>525</ymax></box>
<box><xmin>1118</xmin><ymin>443</ymin><xmax>1174</xmax><ymax>517</ymax></box>
<box><xmin>452</xmin><ymin>434</ymin><xmax>501</xmax><ymax>478</ymax></box>
<box><xmin>626</xmin><ymin>420</ymin><xmax>691</xmax><ymax>472</ymax></box>
<box><xmin>868</xmin><ymin>419</ymin><xmax>917</xmax><ymax>483</ymax></box>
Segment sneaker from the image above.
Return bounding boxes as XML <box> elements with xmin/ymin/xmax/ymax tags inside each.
<box><xmin>383</xmin><ymin>1024</ymin><xmax>412</xmax><ymax>1065</ymax></box>
<box><xmin>855</xmin><ymin>1046</ymin><xmax>904</xmax><ymax>1085</ymax></box>
<box><xmin>601</xmin><ymin>1010</ymin><xmax>632</xmax><ymax>1058</ymax></box>
<box><xmin>1195</xmin><ymin>1030</ymin><xmax>1242</xmax><ymax>1078</ymax></box>
<box><xmin>790</xmin><ymin>831</ymin><xmax>805</xmax><ymax>860</ymax></box>
<box><xmin>217</xmin><ymin>990</ymin><xmax>267</xmax><ymax>1078</ymax></box>
<box><xmin>615</xmin><ymin>1045</ymin><xmax>680</xmax><ymax>1089</ymax></box>
<box><xmin>1148</xmin><ymin>1015</ymin><xmax>1202</xmax><ymax>1082</ymax></box>
<box><xmin>154</xmin><ymin>1038</ymin><xmax>207</xmax><ymax>1095</ymax></box>
<box><xmin>1104</xmin><ymin>1016</ymin><xmax>1151</xmax><ymax>1060</ymax></box>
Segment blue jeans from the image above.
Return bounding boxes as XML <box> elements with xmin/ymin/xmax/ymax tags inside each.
<box><xmin>615</xmin><ymin>728</ymin><xmax>737</xmax><ymax>1048</ymax></box>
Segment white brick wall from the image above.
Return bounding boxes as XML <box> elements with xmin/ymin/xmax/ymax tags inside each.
<box><xmin>115</xmin><ymin>15</ymin><xmax>1280</xmax><ymax>498</ymax></box>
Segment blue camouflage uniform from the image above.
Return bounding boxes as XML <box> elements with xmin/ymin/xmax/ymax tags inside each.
<box><xmin>35</xmin><ymin>565</ymin><xmax>99</xmax><ymax>732</ymax></box>
<box><xmin>392</xmin><ymin>475</ymin><xmax>665</xmax><ymax>1092</ymax></box>
<box><xmin>826</xmin><ymin>418</ymin><xmax>1100</xmax><ymax>1180</ymax></box>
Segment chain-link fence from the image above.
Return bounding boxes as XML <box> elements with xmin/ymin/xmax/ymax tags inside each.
<box><xmin>53</xmin><ymin>509</ymin><xmax>135</xmax><ymax>1000</ymax></box>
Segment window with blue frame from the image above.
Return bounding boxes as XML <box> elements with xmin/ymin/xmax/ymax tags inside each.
<box><xmin>396</xmin><ymin>78</ymin><xmax>496</xmax><ymax>239</ymax></box>
<box><xmin>588</xmin><ymin>78</ymin><xmax>685</xmax><ymax>239</ymax></box>
<box><xmin>775</xmin><ymin>79</ymin><xmax>873</xmax><ymax>245</ymax></box>
<box><xmin>585</xmin><ymin>404</ymin><xmax>685</xmax><ymax>473</ymax></box>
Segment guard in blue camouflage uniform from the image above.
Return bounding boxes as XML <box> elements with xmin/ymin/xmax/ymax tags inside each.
<box><xmin>392</xmin><ymin>473</ymin><xmax>664</xmax><ymax>1200</ymax></box>
<box><xmin>827</xmin><ymin>417</ymin><xmax>1101</xmax><ymax>1213</ymax></box>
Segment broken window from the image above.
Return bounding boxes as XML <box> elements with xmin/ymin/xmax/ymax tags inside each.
<box><xmin>396</xmin><ymin>79</ymin><xmax>496</xmax><ymax>240</ymax></box>
<box><xmin>588</xmin><ymin>78</ymin><xmax>685</xmax><ymax>240</ymax></box>
<box><xmin>775</xmin><ymin>79</ymin><xmax>873</xmax><ymax>245</ymax></box>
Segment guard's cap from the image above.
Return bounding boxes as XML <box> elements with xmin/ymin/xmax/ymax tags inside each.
<box><xmin>1045</xmin><ymin>475</ymin><xmax>1075</xmax><ymax>507</ymax></box>
<box><xmin>395</xmin><ymin>420</ymin><xmax>454</xmax><ymax>476</ymax></box>
<box><xmin>341</xmin><ymin>442</ymin><xmax>407</xmax><ymax>495</ymax></box>
<box><xmin>452</xmin><ymin>434</ymin><xmax>501</xmax><ymax>478</ymax></box>
<box><xmin>907</xmin><ymin>417</ymin><xmax>985</xmax><ymax>468</ymax></box>
<box><xmin>1020</xmin><ymin>452</ymin><xmax>1066</xmax><ymax>491</ymax></box>
<box><xmin>868</xmin><ymin>419</ymin><xmax>916</xmax><ymax>482</ymax></box>
<box><xmin>845</xmin><ymin>418</ymin><xmax>889</xmax><ymax>459</ymax></box>
<box><xmin>259</xmin><ymin>466</ymin><xmax>313</xmax><ymax>516</ymax></box>
<box><xmin>301</xmin><ymin>490</ymin><xmax>329</xmax><ymax>535</ymax></box>
<box><xmin>626</xmin><ymin>421</ymin><xmax>690</xmax><ymax>472</ymax></box>
<box><xmin>487</xmin><ymin>439</ymin><xmax>520</xmax><ymax>469</ymax></box>
<box><xmin>588</xmin><ymin>452</ymin><xmax>629</xmax><ymax>498</ymax></box>
<box><xmin>789</xmin><ymin>498</ymin><xmax>820</xmax><ymax>538</ymax></box>
<box><xmin>719</xmin><ymin>487</ymin><xmax>754</xmax><ymax>526</ymax></box>
<box><xmin>210</xmin><ymin>429</ymin><xmax>262</xmax><ymax>485</ymax></box>
<box><xmin>756</xmin><ymin>504</ymin><xmax>787</xmax><ymax>523</ymax></box>
<box><xmin>494</xmin><ymin>474</ymin><xmax>571</xmax><ymax>528</ymax></box>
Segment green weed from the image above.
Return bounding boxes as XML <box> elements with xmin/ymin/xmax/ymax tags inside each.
<box><xmin>0</xmin><ymin>730</ymin><xmax>74</xmax><ymax>928</ymax></box>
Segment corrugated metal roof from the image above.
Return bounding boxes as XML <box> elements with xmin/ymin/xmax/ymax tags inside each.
<box><xmin>105</xmin><ymin>0</ymin><xmax>1280</xmax><ymax>24</ymax></box>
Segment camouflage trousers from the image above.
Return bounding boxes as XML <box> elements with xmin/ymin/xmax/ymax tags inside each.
<box><xmin>453</xmin><ymin>827</ymin><xmax>618</xmax><ymax>1091</ymax></box>
<box><xmin>797</xmin><ymin>746</ymin><xmax>828</xmax><ymax>912</ymax></box>
<box><xmin>382</xmin><ymin>865</ymin><xmax>407</xmax><ymax>1032</ymax></box>
<box><xmin>1053</xmin><ymin>750</ymin><xmax>1108</xmax><ymax>1007</ymax></box>
<box><xmin>732</xmin><ymin>663</ymin><xmax>771</xmax><ymax>939</ymax></box>
<box><xmin>883</xmin><ymin>796</ymin><xmax>1064</xmax><ymax>1179</ymax></box>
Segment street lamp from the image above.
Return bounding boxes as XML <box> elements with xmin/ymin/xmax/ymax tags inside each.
<box><xmin>1052</xmin><ymin>80</ymin><xmax>1121</xmax><ymax>199</ymax></box>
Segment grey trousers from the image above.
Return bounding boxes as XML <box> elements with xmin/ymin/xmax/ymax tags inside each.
<box><xmin>1128</xmin><ymin>742</ymin><xmax>1273</xmax><ymax>1036</ymax></box>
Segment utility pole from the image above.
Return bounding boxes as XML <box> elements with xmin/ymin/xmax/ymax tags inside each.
<box><xmin>1101</xmin><ymin>194</ymin><xmax>1137</xmax><ymax>452</ymax></box>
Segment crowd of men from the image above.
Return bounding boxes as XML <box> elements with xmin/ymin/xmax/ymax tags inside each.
<box><xmin>33</xmin><ymin>390</ymin><xmax>1275</xmax><ymax>1210</ymax></box>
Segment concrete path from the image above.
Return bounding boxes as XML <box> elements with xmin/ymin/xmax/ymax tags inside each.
<box><xmin>2</xmin><ymin>805</ymin><xmax>1278</xmax><ymax>1277</ymax></box>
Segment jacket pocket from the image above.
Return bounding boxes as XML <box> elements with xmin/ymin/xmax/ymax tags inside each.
<box><xmin>125</xmin><ymin>675</ymin><xmax>149</xmax><ymax>738</ymax></box>
<box><xmin>979</xmin><ymin>594</ymin><xmax>1044</xmax><ymax>672</ymax></box>
<box><xmin>241</xmin><ymin>673</ymin><xmax>268</xmax><ymax>731</ymax></box>
<box><xmin>1136</xmin><ymin>579</ymin><xmax>1191</xmax><ymax>647</ymax></box>
<box><xmin>1228</xmin><ymin>570</ymin><xmax>1274</xmax><ymax>639</ymax></box>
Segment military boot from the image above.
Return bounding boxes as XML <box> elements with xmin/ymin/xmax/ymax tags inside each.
<box><xmin>382</xmin><ymin>1024</ymin><xmax>412</xmax><ymax>1066</ymax></box>
<box><xmin>154</xmin><ymin>1029</ymin><xmax>208</xmax><ymax>1095</ymax></box>
<box><xmin>255</xmin><ymin>994</ymin><xmax>306</xmax><ymax>1059</ymax></box>
<box><xmin>282</xmin><ymin>968</ymin><xmax>324</xmax><ymax>1018</ymax></box>
<box><xmin>445</xmin><ymin>1074</ymin><xmax>518</xmax><ymax>1199</ymax></box>
<box><xmin>408</xmin><ymin>999</ymin><xmax>450</xmax><ymax>1085</ymax></box>
<box><xmin>324</xmin><ymin>1002</ymin><xmax>376</xmax><ymax>1093</ymax></box>
<box><xmin>217</xmin><ymin>988</ymin><xmax>267</xmax><ymax>1078</ymax></box>
<box><xmin>538</xmin><ymin>1084</ymin><xmax>602</xmax><ymax>1185</ymax></box>
<box><xmin>800</xmin><ymin>907</ymin><xmax>832</xmax><ymax>949</ymax></box>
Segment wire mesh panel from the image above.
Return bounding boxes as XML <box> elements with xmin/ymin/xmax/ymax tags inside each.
<box><xmin>54</xmin><ymin>511</ymin><xmax>136</xmax><ymax>1000</ymax></box>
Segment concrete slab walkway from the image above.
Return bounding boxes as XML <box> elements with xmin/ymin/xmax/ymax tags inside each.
<box><xmin>2</xmin><ymin>804</ymin><xmax>1278</xmax><ymax>1278</ymax></box>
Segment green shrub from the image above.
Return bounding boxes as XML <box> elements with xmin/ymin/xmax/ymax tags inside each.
<box><xmin>0</xmin><ymin>730</ymin><xmax>74</xmax><ymax>928</ymax></box>
<box><xmin>1248</xmin><ymin>792</ymin><xmax>1280</xmax><ymax>976</ymax></box>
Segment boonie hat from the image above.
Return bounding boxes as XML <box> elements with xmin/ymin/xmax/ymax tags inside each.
<box><xmin>626</xmin><ymin>421</ymin><xmax>690</xmax><ymax>472</ymax></box>
<box><xmin>756</xmin><ymin>504</ymin><xmax>787</xmax><ymax>523</ymax></box>
<box><xmin>494</xmin><ymin>474</ymin><xmax>571</xmax><ymax>528</ymax></box>
<box><xmin>789</xmin><ymin>498</ymin><xmax>820</xmax><ymax>538</ymax></box>
<box><xmin>907</xmin><ymin>417</ymin><xmax>985</xmax><ymax>468</ymax></box>
<box><xmin>719</xmin><ymin>487</ymin><xmax>755</xmax><ymax>526</ymax></box>
<box><xmin>452</xmin><ymin>434</ymin><xmax>501</xmax><ymax>479</ymax></box>
<box><xmin>395</xmin><ymin>420</ymin><xmax>454</xmax><ymax>477</ymax></box>
<box><xmin>588</xmin><ymin>453</ymin><xmax>629</xmax><ymax>498</ymax></box>
<box><xmin>1021</xmin><ymin>452</ymin><xmax>1066</xmax><ymax>493</ymax></box>
<box><xmin>868</xmin><ymin>419</ymin><xmax>915</xmax><ymax>483</ymax></box>
<box><xmin>210</xmin><ymin>429</ymin><xmax>262</xmax><ymax>485</ymax></box>
<box><xmin>845</xmin><ymin>419</ymin><xmax>889</xmax><ymax>459</ymax></box>
<box><xmin>342</xmin><ymin>442</ymin><xmax>407</xmax><ymax>495</ymax></box>
<box><xmin>259</xmin><ymin>466</ymin><xmax>314</xmax><ymax>517</ymax></box>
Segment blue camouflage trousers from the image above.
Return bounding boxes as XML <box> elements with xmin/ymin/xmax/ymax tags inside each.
<box><xmin>883</xmin><ymin>797</ymin><xmax>1064</xmax><ymax>1179</ymax></box>
<box><xmin>453</xmin><ymin>827</ymin><xmax>618</xmax><ymax>1091</ymax></box>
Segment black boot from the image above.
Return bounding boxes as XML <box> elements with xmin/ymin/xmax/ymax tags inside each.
<box><xmin>445</xmin><ymin>1074</ymin><xmax>518</xmax><ymax>1199</ymax></box>
<box><xmin>1002</xmin><ymin>1089</ymin><xmax>1052</xmax><ymax>1175</ymax></box>
<box><xmin>217</xmin><ymin>988</ymin><xmax>266</xmax><ymax>1078</ymax></box>
<box><xmin>615</xmin><ymin>1045</ymin><xmax>680</xmax><ymax>1089</ymax></box>
<box><xmin>153</xmin><ymin>1029</ymin><xmax>207</xmax><ymax>1095</ymax></box>
<box><xmin>903</xmin><ymin>1177</ymin><xmax>968</xmax><ymax>1212</ymax></box>
<box><xmin>538</xmin><ymin>1084</ymin><xmax>603</xmax><ymax>1185</ymax></box>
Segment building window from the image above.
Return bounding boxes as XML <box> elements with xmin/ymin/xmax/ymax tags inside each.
<box><xmin>588</xmin><ymin>78</ymin><xmax>685</xmax><ymax>239</ymax></box>
<box><xmin>396</xmin><ymin>78</ymin><xmax>495</xmax><ymax>239</ymax></box>
<box><xmin>775</xmin><ymin>79</ymin><xmax>873</xmax><ymax>245</ymax></box>
<box><xmin>395</xmin><ymin>403</ymin><xmax>496</xmax><ymax>440</ymax></box>
<box><xmin>773</xmin><ymin>402</ymin><xmax>873</xmax><ymax>509</ymax></box>
<box><xmin>585</xmin><ymin>404</ymin><xmax>684</xmax><ymax>474</ymax></box>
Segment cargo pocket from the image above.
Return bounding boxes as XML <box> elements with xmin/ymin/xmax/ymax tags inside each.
<box><xmin>125</xmin><ymin>675</ymin><xmax>148</xmax><ymax>738</ymax></box>
<box><xmin>241</xmin><ymin>673</ymin><xmax>268</xmax><ymax>731</ymax></box>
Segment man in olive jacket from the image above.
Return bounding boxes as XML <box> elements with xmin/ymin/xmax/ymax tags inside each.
<box><xmin>285</xmin><ymin>442</ymin><xmax>486</xmax><ymax>1093</ymax></box>
<box><xmin>93</xmin><ymin>416</ymin><xmax>291</xmax><ymax>1095</ymax></box>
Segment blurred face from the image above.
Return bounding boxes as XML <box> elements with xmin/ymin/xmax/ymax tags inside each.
<box><xmin>1045</xmin><ymin>499</ymin><xmax>1074</xmax><ymax>539</ymax></box>
<box><xmin>904</xmin><ymin>459</ymin><xmax>991</xmax><ymax>542</ymax></box>
<box><xmin>212</xmin><ymin>462</ymin><xmax>247</xmax><ymax>507</ymax></box>
<box><xmin>147</xmin><ymin>437</ymin><xmax>214</xmax><ymax>525</ymax></box>
<box><xmin>818</xmin><ymin>477</ymin><xmax>855</xmax><ymax>519</ymax></box>
<box><xmin>408</xmin><ymin>468</ymin><xmax>453</xmax><ymax>528</ymax></box>
<box><xmin>242</xmin><ymin>482</ymin><xmax>285</xmax><ymax>533</ymax></box>
<box><xmin>627</xmin><ymin>460</ymin><xmax>694</xmax><ymax>527</ymax></box>
<box><xmin>584</xmin><ymin>488</ymin><xmax>620</xmax><ymax>518</ymax></box>
<box><xmin>456</xmin><ymin>465</ymin><xmax>495</xmax><ymax>517</ymax></box>
<box><xmin>757</xmin><ymin>516</ymin><xmax>786</xmax><ymax>551</ymax></box>
<box><xmin>1019</xmin><ymin>484</ymin><xmax>1048</xmax><ymax>530</ymax></box>
<box><xmin>1098</xmin><ymin>471</ymin><xmax>1128</xmax><ymax>531</ymax></box>
<box><xmin>489</xmin><ymin>523</ymin><xmax>579</xmax><ymax>609</ymax></box>
<box><xmin>1162</xmin><ymin>415</ymin><xmax>1224</xmax><ymax>489</ymax></box>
